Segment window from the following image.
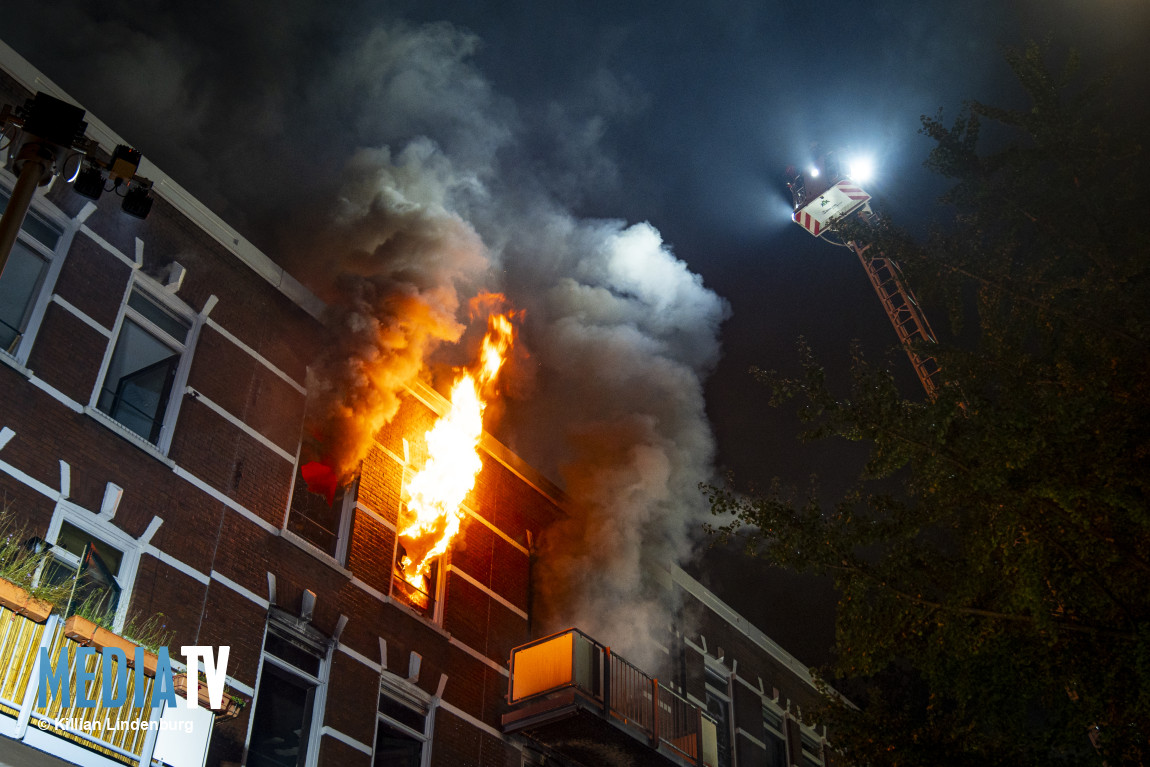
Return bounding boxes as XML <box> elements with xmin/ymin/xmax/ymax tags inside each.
<box><xmin>0</xmin><ymin>186</ymin><xmax>63</xmax><ymax>357</ymax></box>
<box><xmin>96</xmin><ymin>286</ymin><xmax>193</xmax><ymax>445</ymax></box>
<box><xmin>43</xmin><ymin>519</ymin><xmax>125</xmax><ymax>619</ymax></box>
<box><xmin>391</xmin><ymin>529</ymin><xmax>439</xmax><ymax>618</ymax></box>
<box><xmin>800</xmin><ymin>728</ymin><xmax>824</xmax><ymax>767</ymax></box>
<box><xmin>246</xmin><ymin>611</ymin><xmax>329</xmax><ymax>767</ymax></box>
<box><xmin>704</xmin><ymin>667</ymin><xmax>732</xmax><ymax>767</ymax></box>
<box><xmin>373</xmin><ymin>675</ymin><xmax>431</xmax><ymax>767</ymax></box>
<box><xmin>38</xmin><ymin>504</ymin><xmax>145</xmax><ymax>631</ymax></box>
<box><xmin>286</xmin><ymin>469</ymin><xmax>355</xmax><ymax>561</ymax></box>
<box><xmin>762</xmin><ymin>704</ymin><xmax>789</xmax><ymax>767</ymax></box>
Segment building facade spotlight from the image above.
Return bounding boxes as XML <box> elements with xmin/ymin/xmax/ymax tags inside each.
<box><xmin>121</xmin><ymin>183</ymin><xmax>154</xmax><ymax>219</ymax></box>
<box><xmin>72</xmin><ymin>165</ymin><xmax>105</xmax><ymax>200</ymax></box>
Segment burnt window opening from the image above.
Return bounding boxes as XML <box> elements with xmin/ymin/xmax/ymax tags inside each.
<box><xmin>247</xmin><ymin>610</ymin><xmax>329</xmax><ymax>767</ymax></box>
<box><xmin>373</xmin><ymin>675</ymin><xmax>431</xmax><ymax>767</ymax></box>
<box><xmin>391</xmin><ymin>535</ymin><xmax>438</xmax><ymax>617</ymax></box>
<box><xmin>286</xmin><ymin>469</ymin><xmax>356</xmax><ymax>562</ymax></box>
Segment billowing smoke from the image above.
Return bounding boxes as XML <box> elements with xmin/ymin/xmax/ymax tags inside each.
<box><xmin>302</xmin><ymin>141</ymin><xmax>488</xmax><ymax>481</ymax></box>
<box><xmin>297</xmin><ymin>22</ymin><xmax>729</xmax><ymax>663</ymax></box>
<box><xmin>4</xmin><ymin>7</ymin><xmax>728</xmax><ymax>664</ymax></box>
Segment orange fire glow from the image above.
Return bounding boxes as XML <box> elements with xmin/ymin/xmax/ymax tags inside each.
<box><xmin>396</xmin><ymin>309</ymin><xmax>517</xmax><ymax>597</ymax></box>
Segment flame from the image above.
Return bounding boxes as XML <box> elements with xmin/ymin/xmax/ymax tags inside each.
<box><xmin>397</xmin><ymin>309</ymin><xmax>517</xmax><ymax>596</ymax></box>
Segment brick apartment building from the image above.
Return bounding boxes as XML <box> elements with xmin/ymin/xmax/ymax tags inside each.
<box><xmin>0</xmin><ymin>40</ymin><xmax>840</xmax><ymax>767</ymax></box>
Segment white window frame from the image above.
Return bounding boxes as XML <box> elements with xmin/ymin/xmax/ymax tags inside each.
<box><xmin>42</xmin><ymin>501</ymin><xmax>144</xmax><ymax>633</ymax></box>
<box><xmin>799</xmin><ymin>724</ymin><xmax>825</xmax><ymax>767</ymax></box>
<box><xmin>89</xmin><ymin>275</ymin><xmax>201</xmax><ymax>454</ymax></box>
<box><xmin>704</xmin><ymin>663</ymin><xmax>735</xmax><ymax>767</ymax></box>
<box><xmin>762</xmin><ymin>700</ymin><xmax>789</xmax><ymax>767</ymax></box>
<box><xmin>373</xmin><ymin>671</ymin><xmax>434</xmax><ymax>767</ymax></box>
<box><xmin>244</xmin><ymin>612</ymin><xmax>332</xmax><ymax>767</ymax></box>
<box><xmin>0</xmin><ymin>175</ymin><xmax>73</xmax><ymax>366</ymax></box>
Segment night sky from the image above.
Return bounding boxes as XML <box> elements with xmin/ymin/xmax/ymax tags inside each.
<box><xmin>3</xmin><ymin>1</ymin><xmax>1147</xmax><ymax>666</ymax></box>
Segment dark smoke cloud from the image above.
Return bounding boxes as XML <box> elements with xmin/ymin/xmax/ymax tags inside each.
<box><xmin>2</xmin><ymin>3</ymin><xmax>728</xmax><ymax>663</ymax></box>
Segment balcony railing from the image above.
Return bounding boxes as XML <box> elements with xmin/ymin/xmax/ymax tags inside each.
<box><xmin>507</xmin><ymin>628</ymin><xmax>718</xmax><ymax>767</ymax></box>
<box><xmin>0</xmin><ymin>603</ymin><xmax>161</xmax><ymax>766</ymax></box>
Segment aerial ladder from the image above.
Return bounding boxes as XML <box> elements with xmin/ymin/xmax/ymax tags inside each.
<box><xmin>786</xmin><ymin>152</ymin><xmax>942</xmax><ymax>399</ymax></box>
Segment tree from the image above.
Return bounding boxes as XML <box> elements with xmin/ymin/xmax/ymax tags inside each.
<box><xmin>707</xmin><ymin>42</ymin><xmax>1150</xmax><ymax>765</ymax></box>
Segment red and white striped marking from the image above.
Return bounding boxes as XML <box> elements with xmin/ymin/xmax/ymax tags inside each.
<box><xmin>792</xmin><ymin>181</ymin><xmax>870</xmax><ymax>236</ymax></box>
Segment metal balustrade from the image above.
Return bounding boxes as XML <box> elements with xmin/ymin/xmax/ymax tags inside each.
<box><xmin>508</xmin><ymin>628</ymin><xmax>716</xmax><ymax>766</ymax></box>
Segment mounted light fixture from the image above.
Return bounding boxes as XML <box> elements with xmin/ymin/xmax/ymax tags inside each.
<box><xmin>121</xmin><ymin>181</ymin><xmax>154</xmax><ymax>219</ymax></box>
<box><xmin>72</xmin><ymin>164</ymin><xmax>105</xmax><ymax>200</ymax></box>
<box><xmin>0</xmin><ymin>92</ymin><xmax>156</xmax><ymax>280</ymax></box>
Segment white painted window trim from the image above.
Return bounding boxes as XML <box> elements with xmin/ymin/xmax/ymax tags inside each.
<box><xmin>704</xmin><ymin>664</ymin><xmax>736</xmax><ymax>767</ymax></box>
<box><xmin>43</xmin><ymin>500</ymin><xmax>146</xmax><ymax>632</ymax></box>
<box><xmin>88</xmin><ymin>273</ymin><xmax>201</xmax><ymax>454</ymax></box>
<box><xmin>0</xmin><ymin>171</ymin><xmax>77</xmax><ymax>367</ymax></box>
<box><xmin>375</xmin><ymin>670</ymin><xmax>434</xmax><ymax>767</ymax></box>
<box><xmin>243</xmin><ymin>621</ymin><xmax>332</xmax><ymax>767</ymax></box>
<box><xmin>798</xmin><ymin>722</ymin><xmax>826</xmax><ymax>767</ymax></box>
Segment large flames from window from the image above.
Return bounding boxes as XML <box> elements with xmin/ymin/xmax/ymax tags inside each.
<box><xmin>396</xmin><ymin>309</ymin><xmax>517</xmax><ymax>599</ymax></box>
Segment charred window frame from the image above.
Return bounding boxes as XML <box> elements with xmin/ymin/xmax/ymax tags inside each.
<box><xmin>93</xmin><ymin>282</ymin><xmax>198</xmax><ymax>451</ymax></box>
<box><xmin>704</xmin><ymin>666</ymin><xmax>734</xmax><ymax>767</ymax></box>
<box><xmin>245</xmin><ymin>609</ymin><xmax>331</xmax><ymax>767</ymax></box>
<box><xmin>373</xmin><ymin>673</ymin><xmax>432</xmax><ymax>767</ymax></box>
<box><xmin>762</xmin><ymin>703</ymin><xmax>789</xmax><ymax>767</ymax></box>
<box><xmin>389</xmin><ymin>499</ymin><xmax>444</xmax><ymax>622</ymax></box>
<box><xmin>0</xmin><ymin>182</ymin><xmax>66</xmax><ymax>364</ymax></box>
<box><xmin>284</xmin><ymin>466</ymin><xmax>356</xmax><ymax>563</ymax></box>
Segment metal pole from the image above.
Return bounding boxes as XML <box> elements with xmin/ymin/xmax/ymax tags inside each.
<box><xmin>0</xmin><ymin>143</ymin><xmax>52</xmax><ymax>278</ymax></box>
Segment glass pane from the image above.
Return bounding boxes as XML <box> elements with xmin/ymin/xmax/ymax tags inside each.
<box><xmin>129</xmin><ymin>289</ymin><xmax>190</xmax><ymax>343</ymax></box>
<box><xmin>98</xmin><ymin>319</ymin><xmax>180</xmax><ymax>442</ymax></box>
<box><xmin>378</xmin><ymin>693</ymin><xmax>425</xmax><ymax>733</ymax></box>
<box><xmin>373</xmin><ymin>720</ymin><xmax>422</xmax><ymax>767</ymax></box>
<box><xmin>247</xmin><ymin>664</ymin><xmax>315</xmax><ymax>767</ymax></box>
<box><xmin>54</xmin><ymin>521</ymin><xmax>124</xmax><ymax>574</ymax></box>
<box><xmin>264</xmin><ymin>633</ymin><xmax>322</xmax><ymax>678</ymax></box>
<box><xmin>0</xmin><ymin>189</ymin><xmax>62</xmax><ymax>248</ymax></box>
<box><xmin>765</xmin><ymin>731</ymin><xmax>788</xmax><ymax>767</ymax></box>
<box><xmin>44</xmin><ymin>552</ymin><xmax>121</xmax><ymax>620</ymax></box>
<box><xmin>705</xmin><ymin>672</ymin><xmax>731</xmax><ymax>767</ymax></box>
<box><xmin>0</xmin><ymin>239</ymin><xmax>48</xmax><ymax>352</ymax></box>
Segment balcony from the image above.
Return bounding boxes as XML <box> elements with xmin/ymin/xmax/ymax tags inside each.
<box><xmin>503</xmin><ymin>629</ymin><xmax>718</xmax><ymax>767</ymax></box>
<box><xmin>0</xmin><ymin>600</ymin><xmax>212</xmax><ymax>767</ymax></box>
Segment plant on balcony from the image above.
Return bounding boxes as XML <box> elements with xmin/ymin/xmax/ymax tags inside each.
<box><xmin>0</xmin><ymin>507</ymin><xmax>70</xmax><ymax>621</ymax></box>
<box><xmin>172</xmin><ymin>671</ymin><xmax>249</xmax><ymax>721</ymax></box>
<box><xmin>62</xmin><ymin>595</ymin><xmax>173</xmax><ymax>678</ymax></box>
<box><xmin>121</xmin><ymin>612</ymin><xmax>174</xmax><ymax>676</ymax></box>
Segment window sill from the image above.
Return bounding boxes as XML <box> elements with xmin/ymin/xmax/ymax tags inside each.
<box><xmin>83</xmin><ymin>406</ymin><xmax>176</xmax><ymax>468</ymax></box>
<box><xmin>0</xmin><ymin>350</ymin><xmax>32</xmax><ymax>378</ymax></box>
<box><xmin>280</xmin><ymin>528</ymin><xmax>353</xmax><ymax>579</ymax></box>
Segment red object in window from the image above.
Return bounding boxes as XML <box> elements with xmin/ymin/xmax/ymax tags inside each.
<box><xmin>300</xmin><ymin>461</ymin><xmax>338</xmax><ymax>506</ymax></box>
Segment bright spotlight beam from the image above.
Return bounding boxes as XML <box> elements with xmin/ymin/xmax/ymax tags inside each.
<box><xmin>848</xmin><ymin>157</ymin><xmax>874</xmax><ymax>183</ymax></box>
